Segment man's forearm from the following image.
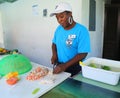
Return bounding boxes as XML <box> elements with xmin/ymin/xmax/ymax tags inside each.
<box><xmin>64</xmin><ymin>53</ymin><xmax>88</xmax><ymax>69</ymax></box>
<box><xmin>52</xmin><ymin>43</ymin><xmax>57</xmax><ymax>55</ymax></box>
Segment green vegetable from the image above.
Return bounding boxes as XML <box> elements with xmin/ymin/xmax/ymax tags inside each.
<box><xmin>101</xmin><ymin>66</ymin><xmax>111</xmax><ymax>70</ymax></box>
<box><xmin>32</xmin><ymin>88</ymin><xmax>40</xmax><ymax>94</ymax></box>
<box><xmin>89</xmin><ymin>63</ymin><xmax>97</xmax><ymax>68</ymax></box>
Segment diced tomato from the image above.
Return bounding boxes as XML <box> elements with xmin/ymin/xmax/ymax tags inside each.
<box><xmin>6</xmin><ymin>77</ymin><xmax>18</xmax><ymax>85</ymax></box>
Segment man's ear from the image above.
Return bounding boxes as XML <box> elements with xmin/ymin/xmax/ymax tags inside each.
<box><xmin>66</xmin><ymin>12</ymin><xmax>72</xmax><ymax>19</ymax></box>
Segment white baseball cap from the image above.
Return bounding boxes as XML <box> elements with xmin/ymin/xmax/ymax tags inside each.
<box><xmin>50</xmin><ymin>2</ymin><xmax>72</xmax><ymax>17</ymax></box>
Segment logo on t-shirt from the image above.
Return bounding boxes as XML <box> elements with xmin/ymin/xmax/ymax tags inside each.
<box><xmin>66</xmin><ymin>34</ymin><xmax>76</xmax><ymax>47</ymax></box>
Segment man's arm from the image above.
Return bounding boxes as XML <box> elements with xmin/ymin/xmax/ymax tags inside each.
<box><xmin>53</xmin><ymin>53</ymin><xmax>88</xmax><ymax>74</ymax></box>
<box><xmin>51</xmin><ymin>43</ymin><xmax>58</xmax><ymax>65</ymax></box>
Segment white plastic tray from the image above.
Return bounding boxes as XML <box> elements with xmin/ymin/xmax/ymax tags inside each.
<box><xmin>82</xmin><ymin>57</ymin><xmax>120</xmax><ymax>85</ymax></box>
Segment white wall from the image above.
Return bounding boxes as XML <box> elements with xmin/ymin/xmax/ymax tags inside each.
<box><xmin>0</xmin><ymin>12</ymin><xmax>4</xmax><ymax>47</ymax></box>
<box><xmin>0</xmin><ymin>0</ymin><xmax>105</xmax><ymax>67</ymax></box>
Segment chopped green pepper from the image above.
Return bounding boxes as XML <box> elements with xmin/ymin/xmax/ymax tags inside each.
<box><xmin>32</xmin><ymin>88</ymin><xmax>40</xmax><ymax>94</ymax></box>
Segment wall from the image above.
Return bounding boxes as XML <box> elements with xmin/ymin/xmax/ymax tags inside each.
<box><xmin>0</xmin><ymin>12</ymin><xmax>4</xmax><ymax>47</ymax></box>
<box><xmin>81</xmin><ymin>0</ymin><xmax>105</xmax><ymax>58</ymax></box>
<box><xmin>0</xmin><ymin>0</ymin><xmax>105</xmax><ymax>67</ymax></box>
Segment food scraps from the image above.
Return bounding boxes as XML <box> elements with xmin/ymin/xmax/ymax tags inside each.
<box><xmin>39</xmin><ymin>70</ymin><xmax>56</xmax><ymax>84</ymax></box>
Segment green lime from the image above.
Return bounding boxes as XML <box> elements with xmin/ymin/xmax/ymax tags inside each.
<box><xmin>101</xmin><ymin>66</ymin><xmax>111</xmax><ymax>70</ymax></box>
<box><xmin>89</xmin><ymin>63</ymin><xmax>97</xmax><ymax>68</ymax></box>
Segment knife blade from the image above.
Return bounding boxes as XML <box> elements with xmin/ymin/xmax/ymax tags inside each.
<box><xmin>52</xmin><ymin>63</ymin><xmax>58</xmax><ymax>74</ymax></box>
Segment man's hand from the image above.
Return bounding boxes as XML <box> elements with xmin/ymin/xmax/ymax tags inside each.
<box><xmin>53</xmin><ymin>63</ymin><xmax>66</xmax><ymax>74</ymax></box>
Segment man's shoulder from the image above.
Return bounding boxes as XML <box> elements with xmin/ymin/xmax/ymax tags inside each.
<box><xmin>76</xmin><ymin>23</ymin><xmax>87</xmax><ymax>29</ymax></box>
<box><xmin>56</xmin><ymin>25</ymin><xmax>62</xmax><ymax>30</ymax></box>
<box><xmin>75</xmin><ymin>23</ymin><xmax>89</xmax><ymax>32</ymax></box>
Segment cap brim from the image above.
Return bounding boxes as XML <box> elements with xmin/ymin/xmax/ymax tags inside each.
<box><xmin>50</xmin><ymin>10</ymin><xmax>65</xmax><ymax>17</ymax></box>
<box><xmin>50</xmin><ymin>13</ymin><xmax>55</xmax><ymax>17</ymax></box>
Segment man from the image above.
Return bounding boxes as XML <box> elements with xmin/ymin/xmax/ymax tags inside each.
<box><xmin>50</xmin><ymin>2</ymin><xmax>91</xmax><ymax>77</ymax></box>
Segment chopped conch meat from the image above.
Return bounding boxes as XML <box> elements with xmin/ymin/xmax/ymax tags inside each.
<box><xmin>26</xmin><ymin>67</ymin><xmax>49</xmax><ymax>81</ymax></box>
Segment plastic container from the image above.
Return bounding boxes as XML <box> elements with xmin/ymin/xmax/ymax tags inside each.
<box><xmin>81</xmin><ymin>57</ymin><xmax>120</xmax><ymax>85</ymax></box>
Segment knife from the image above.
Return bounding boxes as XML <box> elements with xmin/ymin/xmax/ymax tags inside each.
<box><xmin>52</xmin><ymin>63</ymin><xmax>58</xmax><ymax>74</ymax></box>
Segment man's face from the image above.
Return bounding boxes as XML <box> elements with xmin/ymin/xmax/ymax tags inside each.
<box><xmin>56</xmin><ymin>12</ymin><xmax>71</xmax><ymax>29</ymax></box>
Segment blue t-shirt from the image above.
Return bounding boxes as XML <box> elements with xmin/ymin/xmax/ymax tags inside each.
<box><xmin>52</xmin><ymin>23</ymin><xmax>91</xmax><ymax>63</ymax></box>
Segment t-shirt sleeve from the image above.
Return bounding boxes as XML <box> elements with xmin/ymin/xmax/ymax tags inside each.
<box><xmin>52</xmin><ymin>26</ymin><xmax>60</xmax><ymax>44</ymax></box>
<box><xmin>78</xmin><ymin>26</ymin><xmax>91</xmax><ymax>53</ymax></box>
<box><xmin>52</xmin><ymin>33</ymin><xmax>56</xmax><ymax>44</ymax></box>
